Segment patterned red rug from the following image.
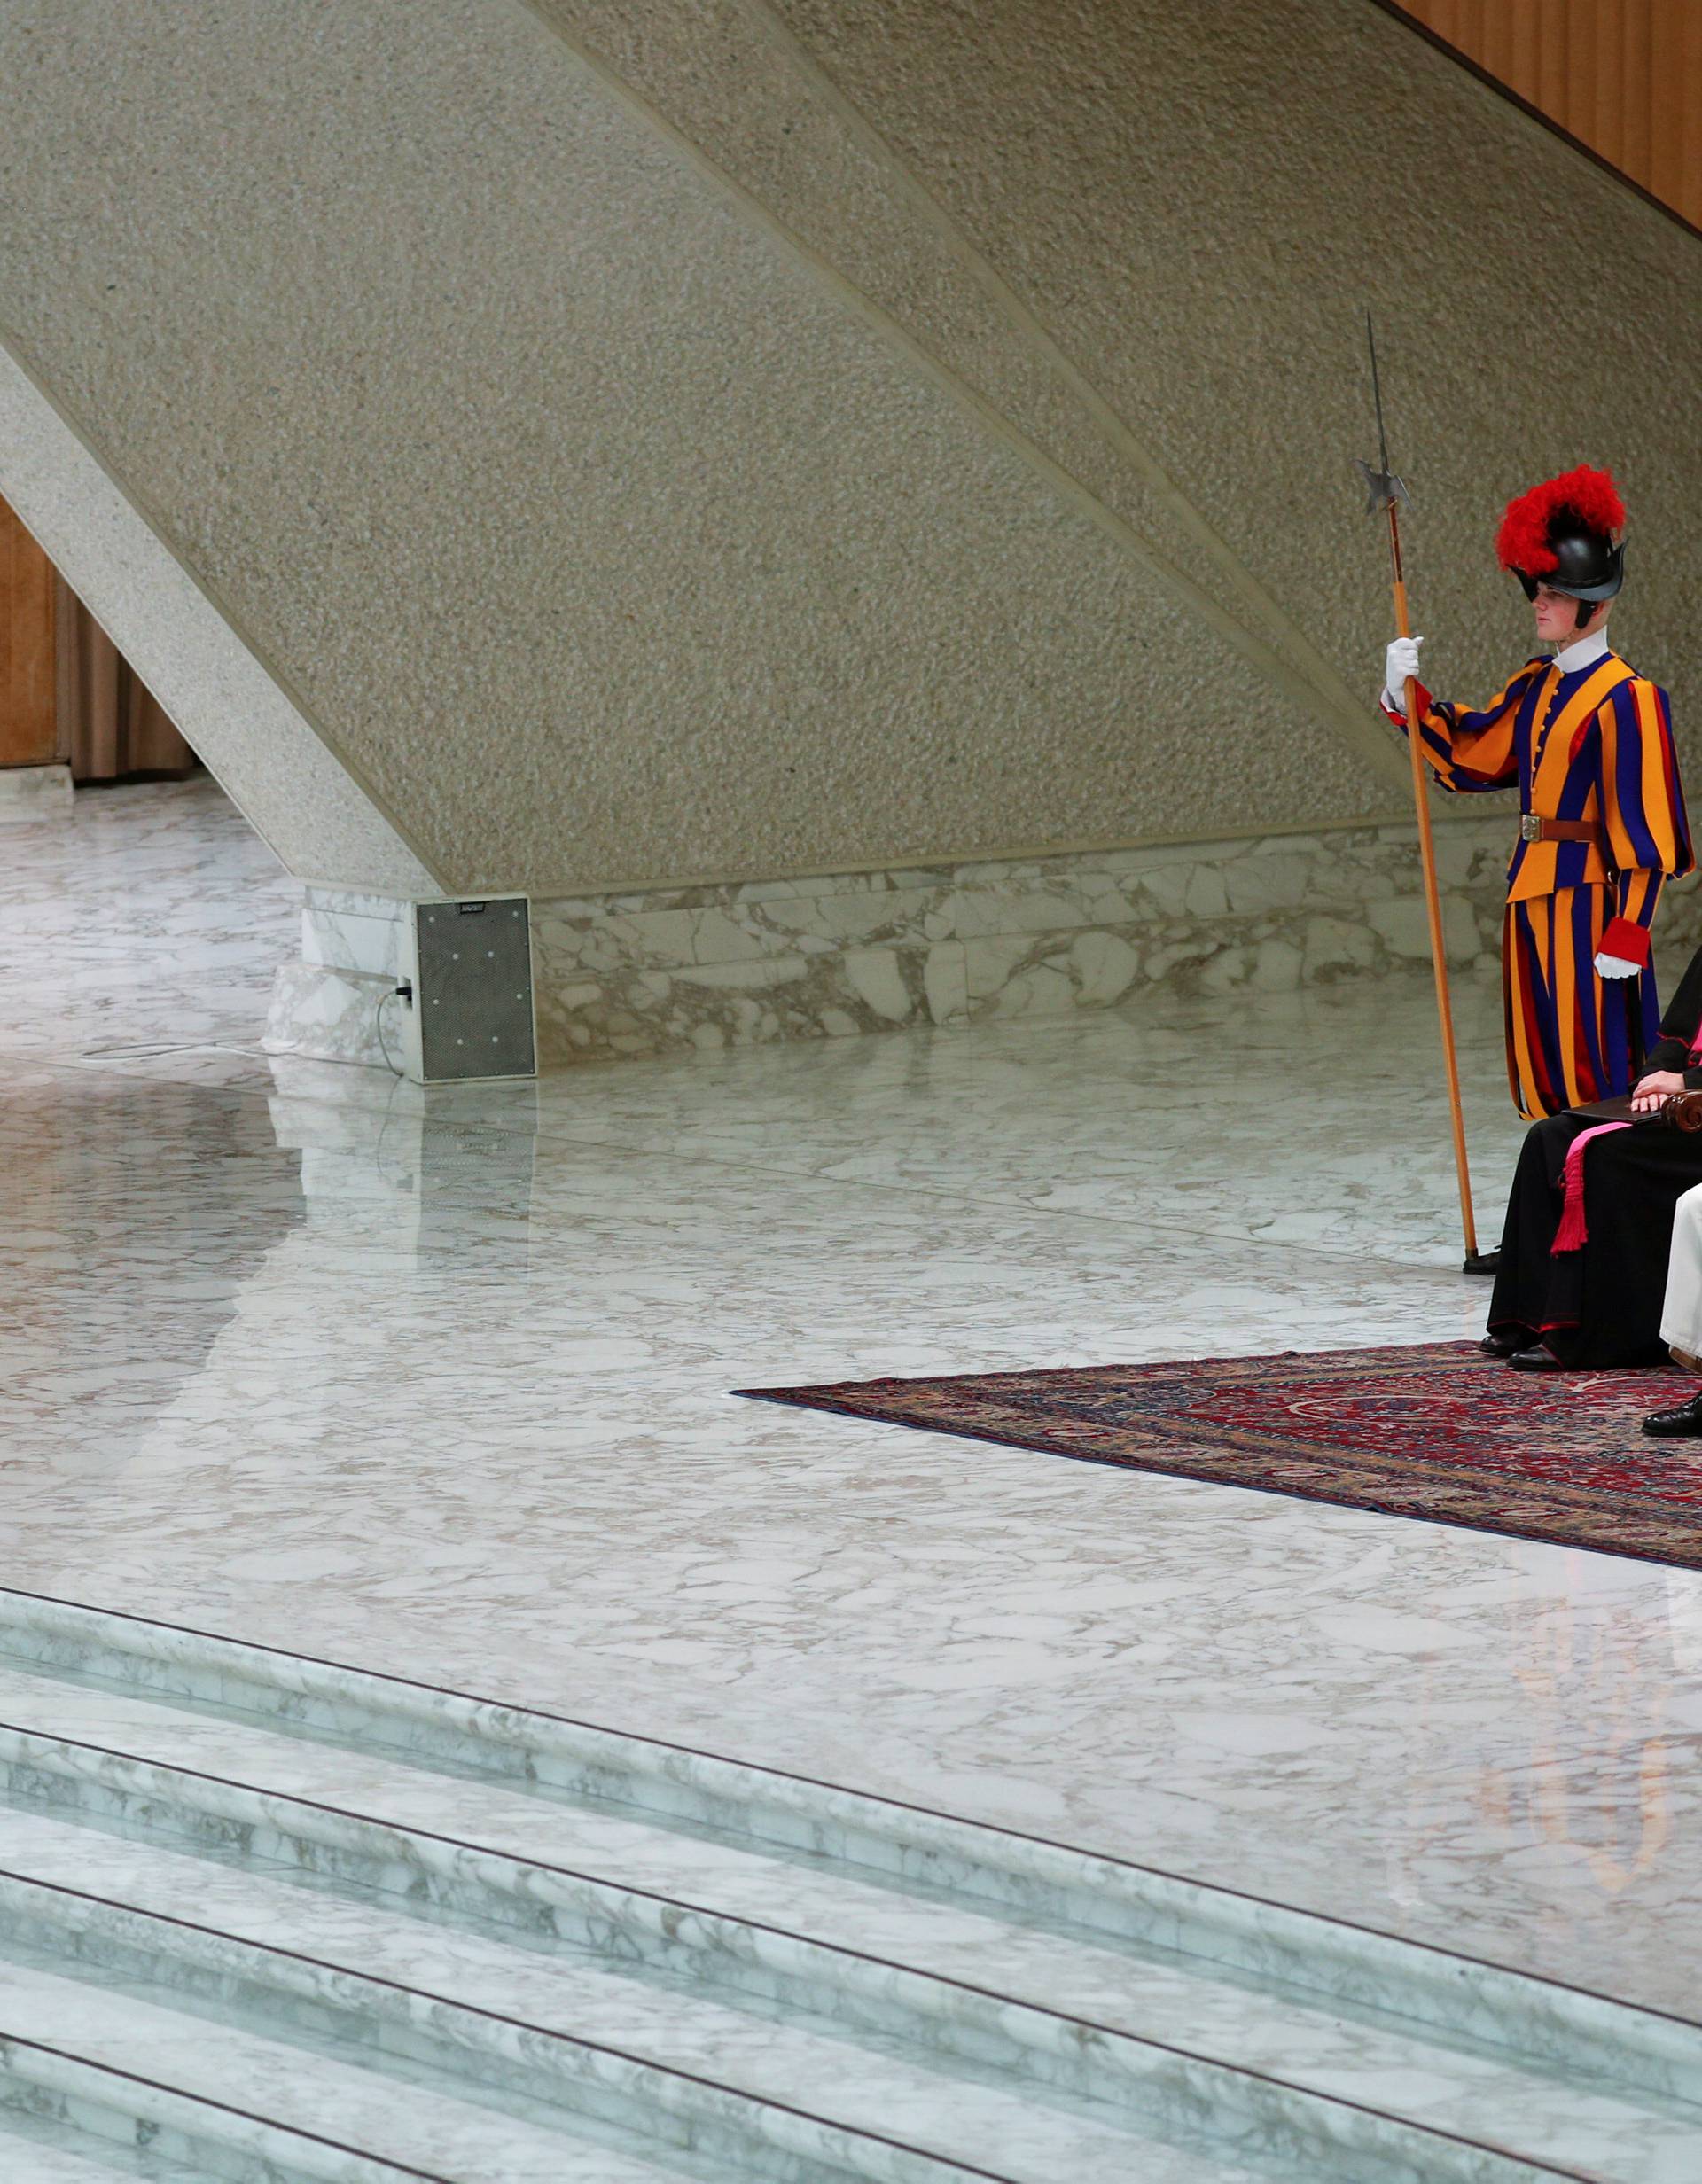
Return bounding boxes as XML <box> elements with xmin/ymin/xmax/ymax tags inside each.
<box><xmin>738</xmin><ymin>1342</ymin><xmax>1702</xmax><ymax>1570</ymax></box>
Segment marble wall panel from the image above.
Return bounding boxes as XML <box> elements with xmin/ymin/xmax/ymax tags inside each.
<box><xmin>522</xmin><ymin>816</ymin><xmax>1698</xmax><ymax>1064</ymax></box>
<box><xmin>528</xmin><ymin>815</ymin><xmax>1702</xmax><ymax>1061</ymax></box>
<box><xmin>269</xmin><ymin>818</ymin><xmax>1702</xmax><ymax>1072</ymax></box>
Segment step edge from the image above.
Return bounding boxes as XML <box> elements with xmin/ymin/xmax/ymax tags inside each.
<box><xmin>0</xmin><ymin>2023</ymin><xmax>456</xmax><ymax>2183</ymax></box>
<box><xmin>0</xmin><ymin>1861</ymin><xmax>1027</xmax><ymax>2184</ymax></box>
<box><xmin>3</xmin><ymin>1589</ymin><xmax>1696</xmax><ymax>2088</ymax></box>
<box><xmin>0</xmin><ymin>1740</ymin><xmax>1604</xmax><ymax>2184</ymax></box>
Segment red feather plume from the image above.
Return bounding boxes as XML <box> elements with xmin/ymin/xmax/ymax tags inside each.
<box><xmin>1495</xmin><ymin>465</ymin><xmax>1626</xmax><ymax>574</ymax></box>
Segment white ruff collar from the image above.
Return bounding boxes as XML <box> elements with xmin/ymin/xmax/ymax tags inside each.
<box><xmin>1552</xmin><ymin>629</ymin><xmax>1612</xmax><ymax>675</ymax></box>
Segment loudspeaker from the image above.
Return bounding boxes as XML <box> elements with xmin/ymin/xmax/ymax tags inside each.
<box><xmin>400</xmin><ymin>895</ymin><xmax>536</xmax><ymax>1082</ymax></box>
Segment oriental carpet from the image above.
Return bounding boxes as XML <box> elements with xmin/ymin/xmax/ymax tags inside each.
<box><xmin>738</xmin><ymin>1342</ymin><xmax>1702</xmax><ymax>1570</ymax></box>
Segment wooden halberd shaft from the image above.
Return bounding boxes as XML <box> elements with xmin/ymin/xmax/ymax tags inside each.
<box><xmin>1386</xmin><ymin>502</ymin><xmax>1479</xmax><ymax>1260</ymax></box>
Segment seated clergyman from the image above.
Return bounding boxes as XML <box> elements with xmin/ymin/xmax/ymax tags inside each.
<box><xmin>1481</xmin><ymin>940</ymin><xmax>1702</xmax><ymax>1370</ymax></box>
<box><xmin>1643</xmin><ymin>1183</ymin><xmax>1702</xmax><ymax>1435</ymax></box>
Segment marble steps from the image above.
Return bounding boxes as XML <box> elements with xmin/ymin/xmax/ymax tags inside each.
<box><xmin>0</xmin><ymin>1600</ymin><xmax>1691</xmax><ymax>2182</ymax></box>
<box><xmin>0</xmin><ymin>1765</ymin><xmax>1694</xmax><ymax>2184</ymax></box>
<box><xmin>0</xmin><ymin>1694</ymin><xmax>1431</xmax><ymax>2184</ymax></box>
<box><xmin>0</xmin><ymin>2114</ymin><xmax>222</xmax><ymax>2184</ymax></box>
<box><xmin>0</xmin><ymin>1954</ymin><xmax>738</xmax><ymax>2184</ymax></box>
<box><xmin>0</xmin><ymin>1812</ymin><xmax>1287</xmax><ymax>2184</ymax></box>
<box><xmin>0</xmin><ymin>1590</ymin><xmax>1698</xmax><ymax>2104</ymax></box>
<box><xmin>0</xmin><ymin>2140</ymin><xmax>216</xmax><ymax>2183</ymax></box>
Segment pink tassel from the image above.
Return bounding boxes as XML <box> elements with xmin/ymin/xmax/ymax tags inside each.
<box><xmin>1551</xmin><ymin>1122</ymin><xmax>1633</xmax><ymax>1253</ymax></box>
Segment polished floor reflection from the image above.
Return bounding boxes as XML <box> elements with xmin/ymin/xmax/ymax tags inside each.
<box><xmin>3</xmin><ymin>781</ymin><xmax>1699</xmax><ymax>2027</ymax></box>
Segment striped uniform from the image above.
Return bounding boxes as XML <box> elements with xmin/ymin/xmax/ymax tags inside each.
<box><xmin>1387</xmin><ymin>651</ymin><xmax>1691</xmax><ymax>1119</ymax></box>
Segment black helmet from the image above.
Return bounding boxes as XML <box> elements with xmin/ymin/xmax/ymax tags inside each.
<box><xmin>1497</xmin><ymin>466</ymin><xmax>1627</xmax><ymax>620</ymax></box>
<box><xmin>1511</xmin><ymin>525</ymin><xmax>1624</xmax><ymax>604</ymax></box>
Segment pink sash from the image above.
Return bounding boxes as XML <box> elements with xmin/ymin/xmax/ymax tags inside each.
<box><xmin>1551</xmin><ymin>1122</ymin><xmax>1633</xmax><ymax>1253</ymax></box>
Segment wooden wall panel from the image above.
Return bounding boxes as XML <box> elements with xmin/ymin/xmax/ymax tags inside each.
<box><xmin>1400</xmin><ymin>1</ymin><xmax>1702</xmax><ymax>231</ymax></box>
<box><xmin>0</xmin><ymin>491</ymin><xmax>59</xmax><ymax>768</ymax></box>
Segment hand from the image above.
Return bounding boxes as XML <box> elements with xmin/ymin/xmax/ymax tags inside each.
<box><xmin>1384</xmin><ymin>636</ymin><xmax>1423</xmax><ymax>701</ymax></box>
<box><xmin>1631</xmin><ymin>1070</ymin><xmax>1686</xmax><ymax>1113</ymax></box>
<box><xmin>1594</xmin><ymin>951</ymin><xmax>1642</xmax><ymax>979</ymax></box>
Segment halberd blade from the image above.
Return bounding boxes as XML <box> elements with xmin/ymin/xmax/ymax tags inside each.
<box><xmin>1356</xmin><ymin>457</ymin><xmax>1411</xmax><ymax>515</ymax></box>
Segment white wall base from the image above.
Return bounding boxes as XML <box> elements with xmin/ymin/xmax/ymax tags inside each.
<box><xmin>262</xmin><ymin>823</ymin><xmax>1702</xmax><ymax>1074</ymax></box>
<box><xmin>263</xmin><ymin>891</ymin><xmax>406</xmax><ymax>1073</ymax></box>
<box><xmin>0</xmin><ymin>764</ymin><xmax>73</xmax><ymax>822</ymax></box>
<box><xmin>263</xmin><ymin>958</ymin><xmax>400</xmax><ymax>1073</ymax></box>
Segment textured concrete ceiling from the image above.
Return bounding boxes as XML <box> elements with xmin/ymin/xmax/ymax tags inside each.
<box><xmin>0</xmin><ymin>1</ymin><xmax>1694</xmax><ymax>893</ymax></box>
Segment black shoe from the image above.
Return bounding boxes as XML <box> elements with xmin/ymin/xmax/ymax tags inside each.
<box><xmin>1464</xmin><ymin>1250</ymin><xmax>1502</xmax><ymax>1278</ymax></box>
<box><xmin>1479</xmin><ymin>1330</ymin><xmax>1524</xmax><ymax>1357</ymax></box>
<box><xmin>1643</xmin><ymin>1392</ymin><xmax>1702</xmax><ymax>1436</ymax></box>
<box><xmin>1508</xmin><ymin>1344</ymin><xmax>1565</xmax><ymax>1371</ymax></box>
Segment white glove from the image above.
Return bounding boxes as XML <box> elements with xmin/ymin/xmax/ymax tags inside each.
<box><xmin>1383</xmin><ymin>635</ymin><xmax>1424</xmax><ymax>713</ymax></box>
<box><xmin>1594</xmin><ymin>951</ymin><xmax>1641</xmax><ymax>979</ymax></box>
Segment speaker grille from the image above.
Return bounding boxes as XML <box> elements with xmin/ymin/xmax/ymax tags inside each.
<box><xmin>414</xmin><ymin>898</ymin><xmax>535</xmax><ymax>1080</ymax></box>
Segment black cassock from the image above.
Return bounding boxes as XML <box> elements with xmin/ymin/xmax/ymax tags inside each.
<box><xmin>1489</xmin><ymin>940</ymin><xmax>1702</xmax><ymax>1366</ymax></box>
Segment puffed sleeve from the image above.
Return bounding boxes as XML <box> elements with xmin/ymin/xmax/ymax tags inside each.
<box><xmin>1595</xmin><ymin>678</ymin><xmax>1693</xmax><ymax>973</ymax></box>
<box><xmin>1380</xmin><ymin>663</ymin><xmax>1537</xmax><ymax>793</ymax></box>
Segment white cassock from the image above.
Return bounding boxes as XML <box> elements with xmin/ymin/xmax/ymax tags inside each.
<box><xmin>1661</xmin><ymin>1182</ymin><xmax>1702</xmax><ymax>1359</ymax></box>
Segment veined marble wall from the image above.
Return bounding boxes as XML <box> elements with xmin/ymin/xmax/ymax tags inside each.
<box><xmin>529</xmin><ymin>821</ymin><xmax>1507</xmax><ymax>1060</ymax></box>
<box><xmin>269</xmin><ymin>810</ymin><xmax>1702</xmax><ymax>1072</ymax></box>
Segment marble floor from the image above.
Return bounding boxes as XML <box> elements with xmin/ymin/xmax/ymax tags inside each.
<box><xmin>4</xmin><ymin>778</ymin><xmax>1701</xmax><ymax>2037</ymax></box>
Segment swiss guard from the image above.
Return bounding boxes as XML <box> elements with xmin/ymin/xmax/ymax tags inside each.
<box><xmin>1380</xmin><ymin>466</ymin><xmax>1691</xmax><ymax>1121</ymax></box>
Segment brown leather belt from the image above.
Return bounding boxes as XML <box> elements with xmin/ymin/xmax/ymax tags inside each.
<box><xmin>1519</xmin><ymin>814</ymin><xmax>1602</xmax><ymax>845</ymax></box>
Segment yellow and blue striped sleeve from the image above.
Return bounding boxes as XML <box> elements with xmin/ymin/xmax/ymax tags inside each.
<box><xmin>1600</xmin><ymin>678</ymin><xmax>1692</xmax><ymax>879</ymax></box>
<box><xmin>1382</xmin><ymin>667</ymin><xmax>1530</xmax><ymax>793</ymax></box>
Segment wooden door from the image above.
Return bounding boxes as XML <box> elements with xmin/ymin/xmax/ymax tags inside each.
<box><xmin>0</xmin><ymin>493</ymin><xmax>59</xmax><ymax>767</ymax></box>
<box><xmin>1401</xmin><ymin>2</ymin><xmax>1702</xmax><ymax>231</ymax></box>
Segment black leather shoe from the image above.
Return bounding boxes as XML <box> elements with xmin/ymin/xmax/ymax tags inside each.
<box><xmin>1643</xmin><ymin>1392</ymin><xmax>1702</xmax><ymax>1436</ymax></box>
<box><xmin>1479</xmin><ymin>1330</ymin><xmax>1524</xmax><ymax>1357</ymax></box>
<box><xmin>1464</xmin><ymin>1250</ymin><xmax>1502</xmax><ymax>1277</ymax></box>
<box><xmin>1508</xmin><ymin>1344</ymin><xmax>1565</xmax><ymax>1371</ymax></box>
